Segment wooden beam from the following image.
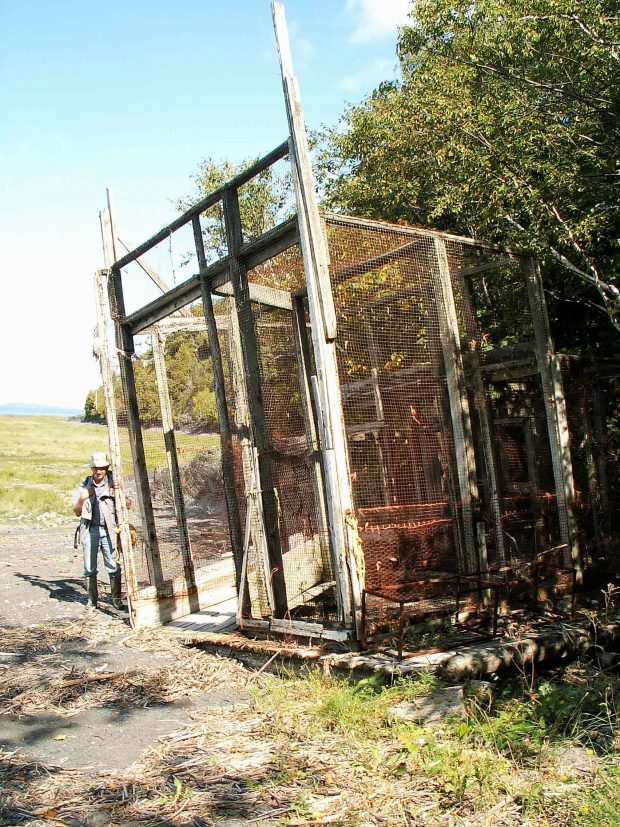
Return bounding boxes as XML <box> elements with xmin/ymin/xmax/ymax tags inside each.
<box><xmin>213</xmin><ymin>281</ymin><xmax>293</xmax><ymax>311</ymax></box>
<box><xmin>115</xmin><ymin>141</ymin><xmax>290</xmax><ymax>269</ymax></box>
<box><xmin>273</xmin><ymin>1</ymin><xmax>361</xmax><ymax>631</ymax></box>
<box><xmin>525</xmin><ymin>257</ymin><xmax>581</xmax><ymax>578</ymax></box>
<box><xmin>324</xmin><ymin>212</ymin><xmax>526</xmax><ymax>260</ymax></box>
<box><xmin>222</xmin><ymin>185</ymin><xmax>288</xmax><ymax>618</ymax></box>
<box><xmin>151</xmin><ymin>329</ymin><xmax>197</xmax><ymax>601</ymax></box>
<box><xmin>433</xmin><ymin>237</ymin><xmax>479</xmax><ymax>573</ymax></box>
<box><xmin>125</xmin><ymin>217</ymin><xmax>299</xmax><ymax>334</ymax></box>
<box><xmin>93</xmin><ymin>265</ymin><xmax>139</xmax><ymax>628</ymax></box>
<box><xmin>105</xmin><ymin>190</ymin><xmax>164</xmax><ymax>589</ymax></box>
<box><xmin>226</xmin><ymin>299</ymin><xmax>274</xmax><ymax>617</ymax></box>
<box><xmin>291</xmin><ymin>297</ymin><xmax>334</xmax><ymax>588</ymax></box>
<box><xmin>193</xmin><ymin>215</ymin><xmax>249</xmax><ymax>613</ymax></box>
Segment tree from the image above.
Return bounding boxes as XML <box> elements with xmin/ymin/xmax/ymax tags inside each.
<box><xmin>321</xmin><ymin>0</ymin><xmax>620</xmax><ymax>343</ymax></box>
<box><xmin>84</xmin><ymin>389</ymin><xmax>105</xmax><ymax>422</ymax></box>
<box><xmin>175</xmin><ymin>157</ymin><xmax>294</xmax><ymax>264</ymax></box>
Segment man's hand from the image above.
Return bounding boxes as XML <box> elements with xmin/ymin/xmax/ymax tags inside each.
<box><xmin>74</xmin><ymin>487</ymin><xmax>90</xmax><ymax>517</ymax></box>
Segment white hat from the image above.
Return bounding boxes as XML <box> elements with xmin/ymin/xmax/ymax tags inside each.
<box><xmin>90</xmin><ymin>451</ymin><xmax>110</xmax><ymax>469</ymax></box>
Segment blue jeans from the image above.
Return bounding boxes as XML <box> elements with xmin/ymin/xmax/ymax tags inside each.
<box><xmin>83</xmin><ymin>525</ymin><xmax>120</xmax><ymax>577</ymax></box>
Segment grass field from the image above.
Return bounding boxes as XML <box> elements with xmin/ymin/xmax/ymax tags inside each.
<box><xmin>0</xmin><ymin>416</ymin><xmax>216</xmax><ymax>526</ymax></box>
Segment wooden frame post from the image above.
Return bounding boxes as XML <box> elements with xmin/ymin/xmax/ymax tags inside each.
<box><xmin>192</xmin><ymin>215</ymin><xmax>250</xmax><ymax>615</ymax></box>
<box><xmin>433</xmin><ymin>238</ymin><xmax>480</xmax><ymax>573</ymax></box>
<box><xmin>93</xmin><ymin>264</ymin><xmax>138</xmax><ymax>627</ymax></box>
<box><xmin>151</xmin><ymin>328</ymin><xmax>196</xmax><ymax>597</ymax></box>
<box><xmin>291</xmin><ymin>296</ymin><xmax>333</xmax><ymax>578</ymax></box>
<box><xmin>526</xmin><ymin>257</ymin><xmax>581</xmax><ymax>578</ymax></box>
<box><xmin>222</xmin><ymin>186</ymin><xmax>288</xmax><ymax>618</ymax></box>
<box><xmin>103</xmin><ymin>192</ymin><xmax>164</xmax><ymax>589</ymax></box>
<box><xmin>273</xmin><ymin>2</ymin><xmax>361</xmax><ymax>630</ymax></box>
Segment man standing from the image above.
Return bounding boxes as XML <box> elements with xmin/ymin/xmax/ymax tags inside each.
<box><xmin>74</xmin><ymin>452</ymin><xmax>127</xmax><ymax>611</ymax></box>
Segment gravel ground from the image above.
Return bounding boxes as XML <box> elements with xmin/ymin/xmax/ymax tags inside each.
<box><xmin>0</xmin><ymin>525</ymin><xmax>251</xmax><ymax>771</ymax></box>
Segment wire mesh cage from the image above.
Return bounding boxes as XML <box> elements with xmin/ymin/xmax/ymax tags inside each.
<box><xmin>101</xmin><ymin>176</ymin><xmax>600</xmax><ymax>635</ymax></box>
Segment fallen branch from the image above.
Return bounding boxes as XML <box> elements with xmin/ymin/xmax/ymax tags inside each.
<box><xmin>60</xmin><ymin>670</ymin><xmax>136</xmax><ymax>688</ymax></box>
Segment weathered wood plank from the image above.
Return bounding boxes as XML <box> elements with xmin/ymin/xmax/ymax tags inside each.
<box><xmin>213</xmin><ymin>280</ymin><xmax>293</xmax><ymax>311</ymax></box>
<box><xmin>93</xmin><ymin>265</ymin><xmax>139</xmax><ymax>628</ymax></box>
<box><xmin>433</xmin><ymin>237</ymin><xmax>479</xmax><ymax>573</ymax></box>
<box><xmin>291</xmin><ymin>296</ymin><xmax>333</xmax><ymax>580</ymax></box>
<box><xmin>222</xmin><ymin>186</ymin><xmax>288</xmax><ymax>617</ymax></box>
<box><xmin>151</xmin><ymin>329</ymin><xmax>197</xmax><ymax>602</ymax></box>
<box><xmin>273</xmin><ymin>1</ymin><xmax>361</xmax><ymax>632</ymax></box>
<box><xmin>193</xmin><ymin>215</ymin><xmax>248</xmax><ymax>613</ymax></box>
<box><xmin>324</xmin><ymin>212</ymin><xmax>525</xmax><ymax>259</ymax></box>
<box><xmin>525</xmin><ymin>257</ymin><xmax>580</xmax><ymax>578</ymax></box>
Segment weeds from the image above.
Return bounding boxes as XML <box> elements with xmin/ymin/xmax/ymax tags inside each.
<box><xmin>251</xmin><ymin>660</ymin><xmax>620</xmax><ymax>824</ymax></box>
<box><xmin>0</xmin><ymin>416</ymin><xmax>218</xmax><ymax>523</ymax></box>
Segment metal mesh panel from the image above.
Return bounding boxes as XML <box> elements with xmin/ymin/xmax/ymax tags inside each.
<box><xmin>483</xmin><ymin>374</ymin><xmax>562</xmax><ymax>566</ymax></box>
<box><xmin>110</xmin><ymin>319</ymin><xmax>235</xmax><ymax>609</ymax></box>
<box><xmin>245</xmin><ymin>246</ymin><xmax>307</xmax><ymax>292</ymax></box>
<box><xmin>325</xmin><ymin>217</ymin><xmax>468</xmax><ymax>595</ymax></box>
<box><xmin>445</xmin><ymin>243</ymin><xmax>535</xmax><ymax>356</ymax></box>
<box><xmin>252</xmin><ymin>302</ymin><xmax>335</xmax><ymax>620</ymax></box>
<box><xmin>446</xmin><ymin>243</ymin><xmax>564</xmax><ymax>571</ymax></box>
<box><xmin>561</xmin><ymin>358</ymin><xmax>620</xmax><ymax>579</ymax></box>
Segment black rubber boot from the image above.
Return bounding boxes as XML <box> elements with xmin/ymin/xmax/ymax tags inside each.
<box><xmin>109</xmin><ymin>571</ymin><xmax>125</xmax><ymax>610</ymax></box>
<box><xmin>85</xmin><ymin>576</ymin><xmax>98</xmax><ymax>609</ymax></box>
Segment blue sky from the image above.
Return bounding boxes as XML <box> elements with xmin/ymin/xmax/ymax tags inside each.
<box><xmin>0</xmin><ymin>0</ymin><xmax>410</xmax><ymax>409</ymax></box>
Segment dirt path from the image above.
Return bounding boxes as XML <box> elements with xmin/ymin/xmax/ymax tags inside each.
<box><xmin>0</xmin><ymin>525</ymin><xmax>275</xmax><ymax>826</ymax></box>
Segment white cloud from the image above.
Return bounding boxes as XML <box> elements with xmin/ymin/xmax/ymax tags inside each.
<box><xmin>346</xmin><ymin>0</ymin><xmax>413</xmax><ymax>43</ymax></box>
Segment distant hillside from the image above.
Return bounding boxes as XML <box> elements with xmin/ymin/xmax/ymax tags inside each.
<box><xmin>0</xmin><ymin>402</ymin><xmax>82</xmax><ymax>417</ymax></box>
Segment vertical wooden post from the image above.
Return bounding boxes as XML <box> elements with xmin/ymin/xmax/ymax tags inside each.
<box><xmin>273</xmin><ymin>2</ymin><xmax>361</xmax><ymax>630</ymax></box>
<box><xmin>222</xmin><ymin>186</ymin><xmax>288</xmax><ymax>618</ymax></box>
<box><xmin>526</xmin><ymin>257</ymin><xmax>581</xmax><ymax>578</ymax></box>
<box><xmin>103</xmin><ymin>192</ymin><xmax>164</xmax><ymax>588</ymax></box>
<box><xmin>467</xmin><ymin>354</ymin><xmax>506</xmax><ymax>568</ymax></box>
<box><xmin>151</xmin><ymin>328</ymin><xmax>196</xmax><ymax>596</ymax></box>
<box><xmin>192</xmin><ymin>215</ymin><xmax>250</xmax><ymax>614</ymax></box>
<box><xmin>433</xmin><ymin>238</ymin><xmax>479</xmax><ymax>573</ymax></box>
<box><xmin>363</xmin><ymin>310</ymin><xmax>390</xmax><ymax>506</ymax></box>
<box><xmin>291</xmin><ymin>297</ymin><xmax>334</xmax><ymax>582</ymax></box>
<box><xmin>93</xmin><ymin>265</ymin><xmax>138</xmax><ymax>627</ymax></box>
<box><xmin>226</xmin><ymin>298</ymin><xmax>274</xmax><ymax>616</ymax></box>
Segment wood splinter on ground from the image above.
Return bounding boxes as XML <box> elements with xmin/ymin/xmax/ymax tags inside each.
<box><xmin>60</xmin><ymin>670</ymin><xmax>137</xmax><ymax>688</ymax></box>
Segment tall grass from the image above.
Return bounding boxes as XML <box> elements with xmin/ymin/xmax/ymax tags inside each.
<box><xmin>252</xmin><ymin>664</ymin><xmax>620</xmax><ymax>824</ymax></box>
<box><xmin>0</xmin><ymin>416</ymin><xmax>219</xmax><ymax>525</ymax></box>
<box><xmin>0</xmin><ymin>417</ymin><xmax>109</xmax><ymax>523</ymax></box>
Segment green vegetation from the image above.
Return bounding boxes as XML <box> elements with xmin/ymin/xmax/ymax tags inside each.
<box><xmin>0</xmin><ymin>416</ymin><xmax>217</xmax><ymax>525</ymax></box>
<box><xmin>0</xmin><ymin>417</ymin><xmax>109</xmax><ymax>523</ymax></box>
<box><xmin>252</xmin><ymin>661</ymin><xmax>620</xmax><ymax>824</ymax></box>
<box><xmin>321</xmin><ymin>0</ymin><xmax>620</xmax><ymax>350</ymax></box>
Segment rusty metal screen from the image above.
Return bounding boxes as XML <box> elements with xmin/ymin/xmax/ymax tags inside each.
<box><xmin>561</xmin><ymin>358</ymin><xmax>620</xmax><ymax>581</ymax></box>
<box><xmin>102</xmin><ymin>196</ymin><xmax>589</xmax><ymax>632</ymax></box>
<box><xmin>323</xmin><ymin>215</ymin><xmax>568</xmax><ymax>628</ymax></box>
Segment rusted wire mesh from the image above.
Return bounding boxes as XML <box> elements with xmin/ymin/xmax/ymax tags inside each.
<box><xmin>105</xmin><ymin>205</ymin><xmax>605</xmax><ymax>632</ymax></box>
<box><xmin>561</xmin><ymin>357</ymin><xmax>620</xmax><ymax>581</ymax></box>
